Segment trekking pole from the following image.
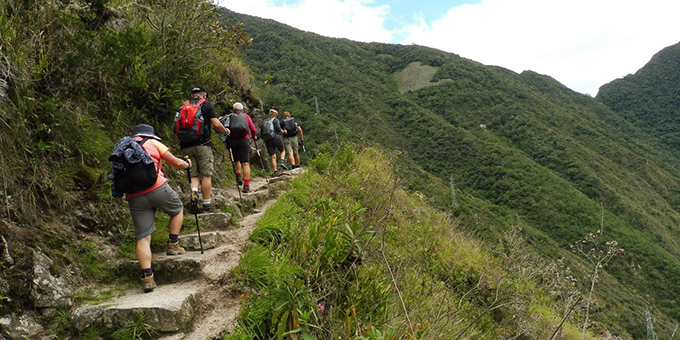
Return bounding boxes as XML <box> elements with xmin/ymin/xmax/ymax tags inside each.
<box><xmin>184</xmin><ymin>156</ymin><xmax>204</xmax><ymax>254</ymax></box>
<box><xmin>253</xmin><ymin>138</ymin><xmax>269</xmax><ymax>183</ymax></box>
<box><xmin>300</xmin><ymin>140</ymin><xmax>307</xmax><ymax>166</ymax></box>
<box><xmin>224</xmin><ymin>138</ymin><xmax>243</xmax><ymax>204</ymax></box>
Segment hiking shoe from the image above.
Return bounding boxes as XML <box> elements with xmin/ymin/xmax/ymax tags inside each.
<box><xmin>243</xmin><ymin>184</ymin><xmax>250</xmax><ymax>193</ymax></box>
<box><xmin>236</xmin><ymin>176</ymin><xmax>243</xmax><ymax>186</ymax></box>
<box><xmin>202</xmin><ymin>203</ymin><xmax>221</xmax><ymax>213</ymax></box>
<box><xmin>279</xmin><ymin>162</ymin><xmax>288</xmax><ymax>170</ymax></box>
<box><xmin>166</xmin><ymin>240</ymin><xmax>186</xmax><ymax>255</ymax></box>
<box><xmin>141</xmin><ymin>274</ymin><xmax>157</xmax><ymax>293</ymax></box>
<box><xmin>273</xmin><ymin>171</ymin><xmax>279</xmax><ymax>177</ymax></box>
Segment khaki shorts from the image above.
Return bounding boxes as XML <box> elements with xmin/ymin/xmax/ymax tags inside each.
<box><xmin>182</xmin><ymin>145</ymin><xmax>214</xmax><ymax>177</ymax></box>
<box><xmin>128</xmin><ymin>182</ymin><xmax>183</xmax><ymax>240</ymax></box>
<box><xmin>283</xmin><ymin>135</ymin><xmax>299</xmax><ymax>154</ymax></box>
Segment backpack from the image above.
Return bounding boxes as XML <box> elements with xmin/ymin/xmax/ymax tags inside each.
<box><xmin>283</xmin><ymin>117</ymin><xmax>298</xmax><ymax>136</ymax></box>
<box><xmin>228</xmin><ymin>113</ymin><xmax>248</xmax><ymax>138</ymax></box>
<box><xmin>260</xmin><ymin>117</ymin><xmax>276</xmax><ymax>141</ymax></box>
<box><xmin>174</xmin><ymin>99</ymin><xmax>206</xmax><ymax>143</ymax></box>
<box><xmin>108</xmin><ymin>137</ymin><xmax>159</xmax><ymax>194</ymax></box>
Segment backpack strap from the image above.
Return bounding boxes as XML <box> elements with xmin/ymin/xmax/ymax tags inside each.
<box><xmin>137</xmin><ymin>137</ymin><xmax>160</xmax><ymax>175</ymax></box>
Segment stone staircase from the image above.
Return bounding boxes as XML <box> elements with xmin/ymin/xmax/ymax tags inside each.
<box><xmin>70</xmin><ymin>170</ymin><xmax>302</xmax><ymax>339</ymax></box>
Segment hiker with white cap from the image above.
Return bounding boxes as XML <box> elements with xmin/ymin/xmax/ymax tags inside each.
<box><xmin>110</xmin><ymin>124</ymin><xmax>191</xmax><ymax>292</ymax></box>
<box><xmin>174</xmin><ymin>86</ymin><xmax>228</xmax><ymax>213</ymax></box>
<box><xmin>225</xmin><ymin>102</ymin><xmax>258</xmax><ymax>193</ymax></box>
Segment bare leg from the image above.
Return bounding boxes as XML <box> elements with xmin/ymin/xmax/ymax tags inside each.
<box><xmin>191</xmin><ymin>177</ymin><xmax>200</xmax><ymax>190</ymax></box>
<box><xmin>287</xmin><ymin>152</ymin><xmax>295</xmax><ymax>166</ymax></box>
<box><xmin>243</xmin><ymin>163</ymin><xmax>251</xmax><ymax>181</ymax></box>
<box><xmin>200</xmin><ymin>175</ymin><xmax>212</xmax><ymax>200</ymax></box>
<box><xmin>294</xmin><ymin>152</ymin><xmax>300</xmax><ymax>166</ymax></box>
<box><xmin>271</xmin><ymin>154</ymin><xmax>278</xmax><ymax>172</ymax></box>
<box><xmin>168</xmin><ymin>211</ymin><xmax>183</xmax><ymax>235</ymax></box>
<box><xmin>136</xmin><ymin>235</ymin><xmax>152</xmax><ymax>270</ymax></box>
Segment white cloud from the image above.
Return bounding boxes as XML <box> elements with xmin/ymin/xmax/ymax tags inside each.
<box><xmin>217</xmin><ymin>0</ymin><xmax>393</xmax><ymax>43</ymax></box>
<box><xmin>400</xmin><ymin>0</ymin><xmax>680</xmax><ymax>95</ymax></box>
<box><xmin>217</xmin><ymin>0</ymin><xmax>680</xmax><ymax>95</ymax></box>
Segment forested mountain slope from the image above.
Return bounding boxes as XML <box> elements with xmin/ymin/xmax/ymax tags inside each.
<box><xmin>218</xmin><ymin>8</ymin><xmax>680</xmax><ymax>337</ymax></box>
<box><xmin>598</xmin><ymin>41</ymin><xmax>680</xmax><ymax>151</ymax></box>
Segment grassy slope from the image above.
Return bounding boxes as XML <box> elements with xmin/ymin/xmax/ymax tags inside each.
<box><xmin>217</xmin><ymin>8</ymin><xmax>680</xmax><ymax>337</ymax></box>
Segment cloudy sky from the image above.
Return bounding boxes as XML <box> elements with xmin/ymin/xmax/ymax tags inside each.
<box><xmin>215</xmin><ymin>0</ymin><xmax>680</xmax><ymax>96</ymax></box>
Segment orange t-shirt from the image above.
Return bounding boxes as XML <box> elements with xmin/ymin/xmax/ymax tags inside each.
<box><xmin>125</xmin><ymin>137</ymin><xmax>169</xmax><ymax>199</ymax></box>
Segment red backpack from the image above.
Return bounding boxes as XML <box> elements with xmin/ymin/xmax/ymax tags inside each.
<box><xmin>174</xmin><ymin>99</ymin><xmax>206</xmax><ymax>143</ymax></box>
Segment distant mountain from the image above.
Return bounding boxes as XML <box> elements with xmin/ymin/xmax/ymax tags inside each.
<box><xmin>218</xmin><ymin>8</ymin><xmax>680</xmax><ymax>337</ymax></box>
<box><xmin>598</xmin><ymin>42</ymin><xmax>680</xmax><ymax>151</ymax></box>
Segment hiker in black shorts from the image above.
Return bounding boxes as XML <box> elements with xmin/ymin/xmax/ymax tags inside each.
<box><xmin>261</xmin><ymin>109</ymin><xmax>285</xmax><ymax>176</ymax></box>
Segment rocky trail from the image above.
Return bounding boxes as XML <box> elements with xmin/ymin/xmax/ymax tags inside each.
<box><xmin>70</xmin><ymin>168</ymin><xmax>304</xmax><ymax>339</ymax></box>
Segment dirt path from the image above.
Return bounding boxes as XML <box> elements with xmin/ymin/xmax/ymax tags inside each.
<box><xmin>158</xmin><ymin>170</ymin><xmax>301</xmax><ymax>340</ymax></box>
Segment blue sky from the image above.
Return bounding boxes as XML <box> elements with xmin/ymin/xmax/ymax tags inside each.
<box><xmin>216</xmin><ymin>0</ymin><xmax>680</xmax><ymax>96</ymax></box>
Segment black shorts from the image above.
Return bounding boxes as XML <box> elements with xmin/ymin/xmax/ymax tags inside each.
<box><xmin>229</xmin><ymin>137</ymin><xmax>251</xmax><ymax>163</ymax></box>
<box><xmin>265</xmin><ymin>135</ymin><xmax>284</xmax><ymax>156</ymax></box>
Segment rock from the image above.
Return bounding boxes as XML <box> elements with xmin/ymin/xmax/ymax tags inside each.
<box><xmin>196</xmin><ymin>212</ymin><xmax>232</xmax><ymax>230</ymax></box>
<box><xmin>0</xmin><ymin>235</ymin><xmax>12</xmax><ymax>265</ymax></box>
<box><xmin>71</xmin><ymin>283</ymin><xmax>200</xmax><ymax>333</ymax></box>
<box><xmin>0</xmin><ymin>312</ymin><xmax>44</xmax><ymax>340</ymax></box>
<box><xmin>179</xmin><ymin>231</ymin><xmax>225</xmax><ymax>251</ymax></box>
<box><xmin>30</xmin><ymin>250</ymin><xmax>72</xmax><ymax>309</ymax></box>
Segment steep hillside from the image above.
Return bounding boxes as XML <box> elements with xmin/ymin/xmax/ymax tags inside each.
<box><xmin>598</xmin><ymin>41</ymin><xmax>680</xmax><ymax>151</ymax></box>
<box><xmin>218</xmin><ymin>8</ymin><xmax>680</xmax><ymax>338</ymax></box>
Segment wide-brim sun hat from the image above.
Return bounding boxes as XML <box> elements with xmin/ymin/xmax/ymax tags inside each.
<box><xmin>133</xmin><ymin>124</ymin><xmax>162</xmax><ymax>141</ymax></box>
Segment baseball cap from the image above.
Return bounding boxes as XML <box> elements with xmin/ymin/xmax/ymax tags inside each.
<box><xmin>190</xmin><ymin>85</ymin><xmax>207</xmax><ymax>94</ymax></box>
<box><xmin>233</xmin><ymin>102</ymin><xmax>244</xmax><ymax>111</ymax></box>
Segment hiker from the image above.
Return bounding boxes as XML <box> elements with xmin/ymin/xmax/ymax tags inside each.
<box><xmin>226</xmin><ymin>102</ymin><xmax>257</xmax><ymax>192</ymax></box>
<box><xmin>281</xmin><ymin>111</ymin><xmax>304</xmax><ymax>169</ymax></box>
<box><xmin>111</xmin><ymin>124</ymin><xmax>191</xmax><ymax>293</ymax></box>
<box><xmin>261</xmin><ymin>109</ymin><xmax>285</xmax><ymax>176</ymax></box>
<box><xmin>175</xmin><ymin>86</ymin><xmax>228</xmax><ymax>213</ymax></box>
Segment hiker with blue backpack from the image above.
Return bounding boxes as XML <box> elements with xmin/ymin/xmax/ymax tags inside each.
<box><xmin>224</xmin><ymin>102</ymin><xmax>258</xmax><ymax>193</ymax></box>
<box><xmin>109</xmin><ymin>124</ymin><xmax>191</xmax><ymax>293</ymax></box>
<box><xmin>174</xmin><ymin>86</ymin><xmax>228</xmax><ymax>213</ymax></box>
<box><xmin>261</xmin><ymin>109</ymin><xmax>285</xmax><ymax>177</ymax></box>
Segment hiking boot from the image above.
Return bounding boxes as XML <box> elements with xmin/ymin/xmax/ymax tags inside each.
<box><xmin>236</xmin><ymin>176</ymin><xmax>243</xmax><ymax>186</ymax></box>
<box><xmin>166</xmin><ymin>240</ymin><xmax>186</xmax><ymax>255</ymax></box>
<box><xmin>141</xmin><ymin>274</ymin><xmax>157</xmax><ymax>293</ymax></box>
<box><xmin>279</xmin><ymin>162</ymin><xmax>288</xmax><ymax>170</ymax></box>
<box><xmin>243</xmin><ymin>184</ymin><xmax>250</xmax><ymax>193</ymax></box>
<box><xmin>273</xmin><ymin>171</ymin><xmax>279</xmax><ymax>177</ymax></box>
<box><xmin>202</xmin><ymin>203</ymin><xmax>221</xmax><ymax>213</ymax></box>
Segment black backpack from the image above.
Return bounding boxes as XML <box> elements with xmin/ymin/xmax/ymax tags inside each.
<box><xmin>228</xmin><ymin>113</ymin><xmax>248</xmax><ymax>138</ymax></box>
<box><xmin>260</xmin><ymin>117</ymin><xmax>276</xmax><ymax>141</ymax></box>
<box><xmin>283</xmin><ymin>117</ymin><xmax>298</xmax><ymax>136</ymax></box>
<box><xmin>174</xmin><ymin>99</ymin><xmax>206</xmax><ymax>143</ymax></box>
<box><xmin>109</xmin><ymin>137</ymin><xmax>159</xmax><ymax>194</ymax></box>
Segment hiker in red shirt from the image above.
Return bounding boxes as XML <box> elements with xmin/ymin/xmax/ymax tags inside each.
<box><xmin>225</xmin><ymin>102</ymin><xmax>257</xmax><ymax>193</ymax></box>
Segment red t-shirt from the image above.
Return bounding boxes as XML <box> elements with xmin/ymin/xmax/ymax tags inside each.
<box><xmin>125</xmin><ymin>137</ymin><xmax>169</xmax><ymax>199</ymax></box>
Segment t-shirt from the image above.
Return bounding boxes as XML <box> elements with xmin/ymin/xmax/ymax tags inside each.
<box><xmin>179</xmin><ymin>99</ymin><xmax>218</xmax><ymax>148</ymax></box>
<box><xmin>125</xmin><ymin>137</ymin><xmax>169</xmax><ymax>199</ymax></box>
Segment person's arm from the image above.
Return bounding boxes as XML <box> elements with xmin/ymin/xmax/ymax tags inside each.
<box><xmin>247</xmin><ymin>115</ymin><xmax>257</xmax><ymax>140</ymax></box>
<box><xmin>211</xmin><ymin>117</ymin><xmax>228</xmax><ymax>134</ymax></box>
<box><xmin>274</xmin><ymin>119</ymin><xmax>282</xmax><ymax>134</ymax></box>
<box><xmin>161</xmin><ymin>150</ymin><xmax>191</xmax><ymax>169</ymax></box>
<box><xmin>297</xmin><ymin>125</ymin><xmax>303</xmax><ymax>142</ymax></box>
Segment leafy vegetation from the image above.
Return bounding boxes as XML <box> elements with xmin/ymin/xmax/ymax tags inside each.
<box><xmin>219</xmin><ymin>8</ymin><xmax>680</xmax><ymax>337</ymax></box>
<box><xmin>229</xmin><ymin>145</ymin><xmax>611</xmax><ymax>339</ymax></box>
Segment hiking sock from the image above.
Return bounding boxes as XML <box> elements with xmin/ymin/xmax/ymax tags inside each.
<box><xmin>244</xmin><ymin>179</ymin><xmax>250</xmax><ymax>186</ymax></box>
<box><xmin>168</xmin><ymin>234</ymin><xmax>179</xmax><ymax>243</ymax></box>
<box><xmin>203</xmin><ymin>199</ymin><xmax>212</xmax><ymax>206</ymax></box>
<box><xmin>141</xmin><ymin>268</ymin><xmax>153</xmax><ymax>277</ymax></box>
<box><xmin>236</xmin><ymin>173</ymin><xmax>242</xmax><ymax>178</ymax></box>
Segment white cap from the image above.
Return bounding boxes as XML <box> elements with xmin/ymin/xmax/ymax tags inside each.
<box><xmin>233</xmin><ymin>102</ymin><xmax>244</xmax><ymax>111</ymax></box>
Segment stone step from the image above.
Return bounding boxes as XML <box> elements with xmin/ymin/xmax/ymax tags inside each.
<box><xmin>71</xmin><ymin>282</ymin><xmax>202</xmax><ymax>334</ymax></box>
<box><xmin>119</xmin><ymin>233</ymin><xmax>241</xmax><ymax>284</ymax></box>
